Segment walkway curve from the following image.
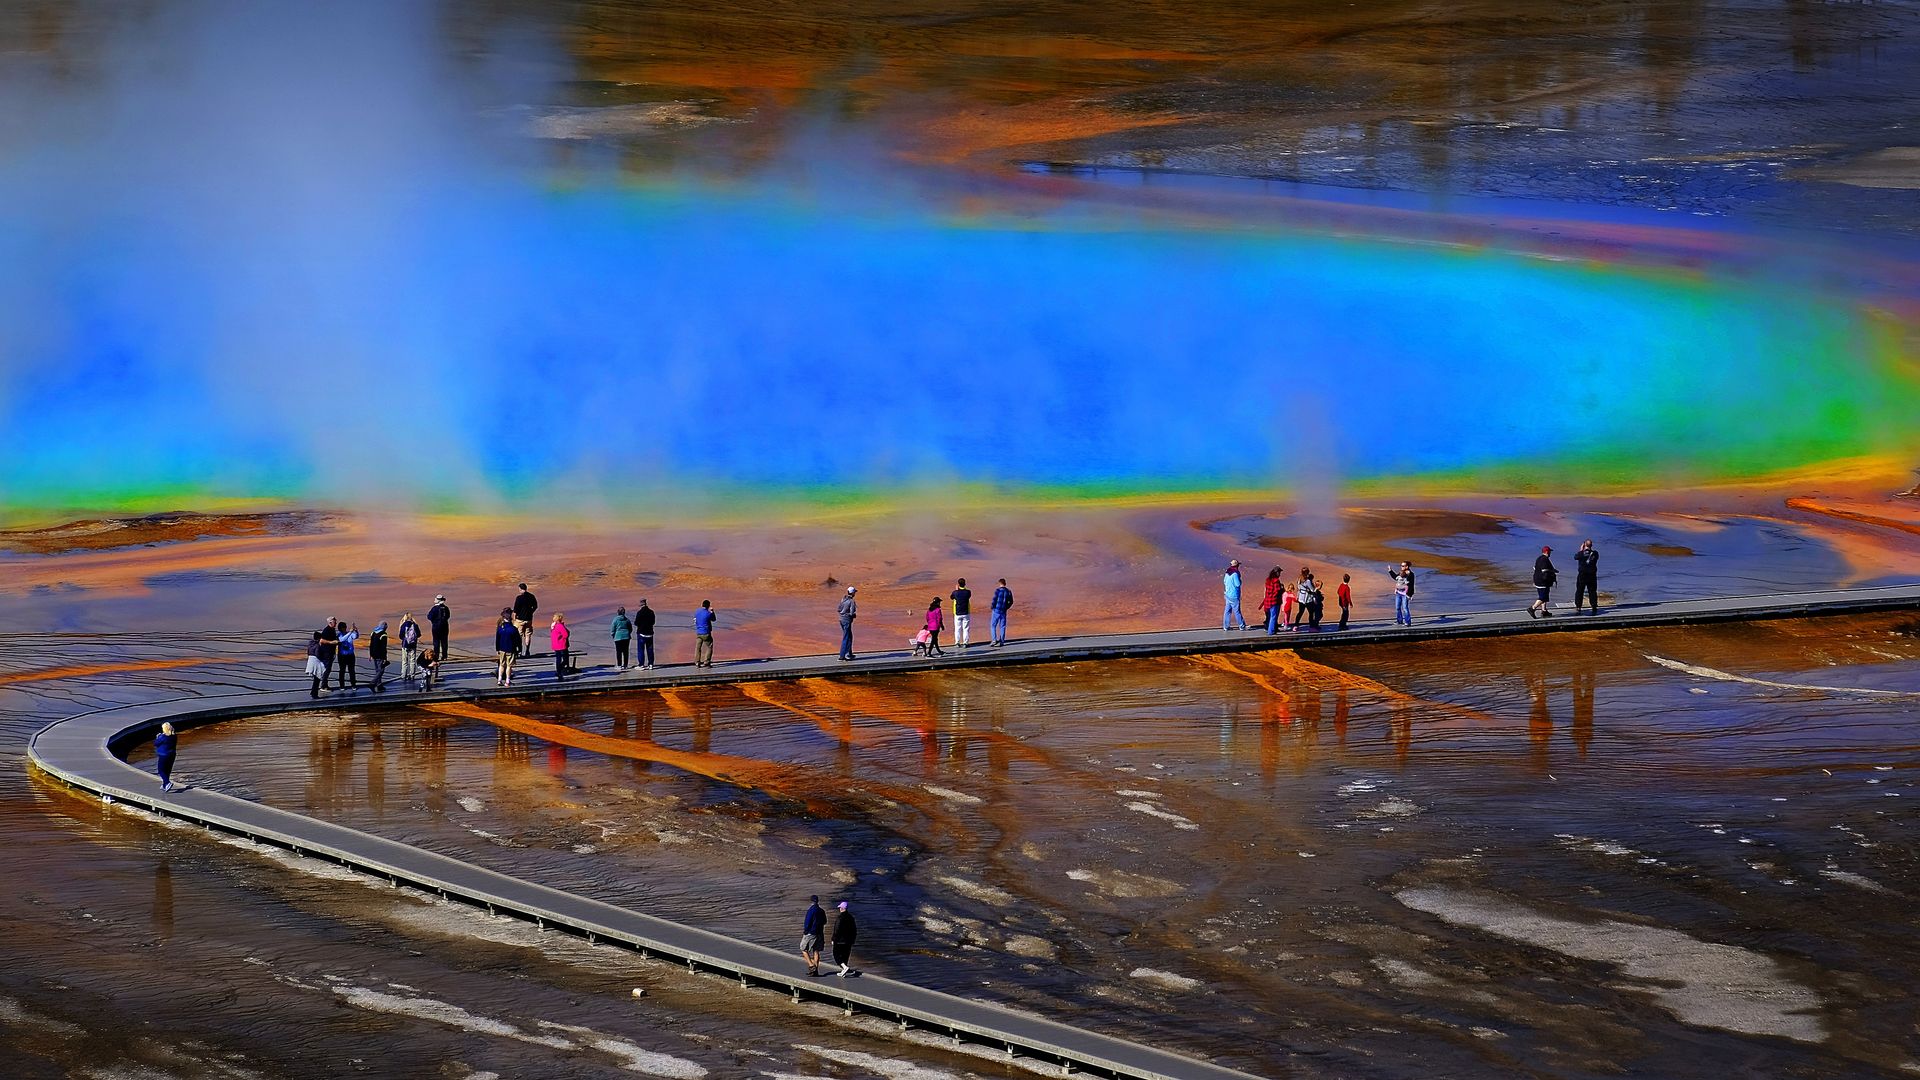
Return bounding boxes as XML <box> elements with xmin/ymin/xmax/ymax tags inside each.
<box><xmin>27</xmin><ymin>584</ymin><xmax>1920</xmax><ymax>1079</ymax></box>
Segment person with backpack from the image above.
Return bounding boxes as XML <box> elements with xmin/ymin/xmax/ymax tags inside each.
<box><xmin>837</xmin><ymin>587</ymin><xmax>858</xmax><ymax>661</ymax></box>
<box><xmin>427</xmin><ymin>595</ymin><xmax>451</xmax><ymax>665</ymax></box>
<box><xmin>989</xmin><ymin>579</ymin><xmax>1014</xmax><ymax>646</ymax></box>
<box><xmin>398</xmin><ymin>612</ymin><xmax>422</xmax><ymax>681</ymax></box>
<box><xmin>1573</xmin><ymin>539</ymin><xmax>1600</xmax><ymax>615</ymax></box>
<box><xmin>1387</xmin><ymin>562</ymin><xmax>1416</xmax><ymax>626</ymax></box>
<box><xmin>1529</xmin><ymin>546</ymin><xmax>1559</xmax><ymax>618</ymax></box>
<box><xmin>611</xmin><ymin>607</ymin><xmax>634</xmax><ymax>669</ymax></box>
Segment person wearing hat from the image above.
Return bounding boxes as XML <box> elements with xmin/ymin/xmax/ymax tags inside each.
<box><xmin>830</xmin><ymin>900</ymin><xmax>858</xmax><ymax>977</ymax></box>
<box><xmin>1529</xmin><ymin>545</ymin><xmax>1559</xmax><ymax>619</ymax></box>
<box><xmin>1573</xmin><ymin>538</ymin><xmax>1600</xmax><ymax>615</ymax></box>
<box><xmin>367</xmin><ymin>621</ymin><xmax>390</xmax><ymax>693</ymax></box>
<box><xmin>427</xmin><ymin>595</ymin><xmax>452</xmax><ymax>666</ymax></box>
<box><xmin>837</xmin><ymin>586</ymin><xmax>859</xmax><ymax>661</ymax></box>
<box><xmin>1222</xmin><ymin>559</ymin><xmax>1248</xmax><ymax>631</ymax></box>
<box><xmin>800</xmin><ymin>894</ymin><xmax>827</xmax><ymax>976</ymax></box>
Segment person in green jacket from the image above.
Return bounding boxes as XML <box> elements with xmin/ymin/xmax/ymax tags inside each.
<box><xmin>611</xmin><ymin>606</ymin><xmax>634</xmax><ymax>670</ymax></box>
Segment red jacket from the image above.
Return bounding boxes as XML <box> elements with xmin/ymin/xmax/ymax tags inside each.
<box><xmin>1337</xmin><ymin>583</ymin><xmax>1352</xmax><ymax>607</ymax></box>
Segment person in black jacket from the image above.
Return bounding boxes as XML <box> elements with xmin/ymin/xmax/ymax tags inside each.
<box><xmin>428</xmin><ymin>596</ymin><xmax>452</xmax><ymax>664</ymax></box>
<box><xmin>1573</xmin><ymin>539</ymin><xmax>1600</xmax><ymax>615</ymax></box>
<box><xmin>635</xmin><ymin>599</ymin><xmax>657</xmax><ymax>670</ymax></box>
<box><xmin>368</xmin><ymin>622</ymin><xmax>390</xmax><ymax>692</ymax></box>
<box><xmin>830</xmin><ymin>901</ymin><xmax>858</xmax><ymax>977</ymax></box>
<box><xmin>1529</xmin><ymin>546</ymin><xmax>1559</xmax><ymax>619</ymax></box>
<box><xmin>512</xmin><ymin>583</ymin><xmax>539</xmax><ymax>658</ymax></box>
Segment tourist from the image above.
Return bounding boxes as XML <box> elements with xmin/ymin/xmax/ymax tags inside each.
<box><xmin>368</xmin><ymin>621</ymin><xmax>390</xmax><ymax>693</ymax></box>
<box><xmin>830</xmin><ymin>900</ymin><xmax>858</xmax><ymax>977</ymax></box>
<box><xmin>837</xmin><ymin>587</ymin><xmax>858</xmax><ymax>661</ymax></box>
<box><xmin>1529</xmin><ymin>546</ymin><xmax>1559</xmax><ymax>619</ymax></box>
<box><xmin>399</xmin><ymin>612</ymin><xmax>421</xmax><ymax>681</ymax></box>
<box><xmin>924</xmin><ymin>597</ymin><xmax>946</xmax><ymax>657</ymax></box>
<box><xmin>1300</xmin><ymin>572</ymin><xmax>1323</xmax><ymax>631</ymax></box>
<box><xmin>427</xmin><ymin>595</ymin><xmax>451</xmax><ymax>665</ymax></box>
<box><xmin>494</xmin><ymin>611</ymin><xmax>520</xmax><ymax>687</ymax></box>
<box><xmin>1387</xmin><ymin>562</ymin><xmax>1416</xmax><ymax>625</ymax></box>
<box><xmin>989</xmin><ymin>578</ymin><xmax>1013</xmax><ymax>646</ymax></box>
<box><xmin>153</xmin><ymin>721</ymin><xmax>179</xmax><ymax>793</ymax></box>
<box><xmin>1258</xmin><ymin>567</ymin><xmax>1281</xmax><ymax>634</ymax></box>
<box><xmin>1281</xmin><ymin>581</ymin><xmax>1296</xmax><ymax>631</ymax></box>
<box><xmin>1337</xmin><ymin>573</ymin><xmax>1353</xmax><ymax>631</ymax></box>
<box><xmin>335</xmin><ymin>620</ymin><xmax>358</xmax><ymax>690</ymax></box>
<box><xmin>305</xmin><ymin>631</ymin><xmax>328</xmax><ymax>698</ymax></box>
<box><xmin>513</xmin><ymin>583</ymin><xmax>539</xmax><ymax>658</ymax></box>
<box><xmin>318</xmin><ymin>618</ymin><xmax>339</xmax><ymax>688</ymax></box>
<box><xmin>800</xmin><ymin>894</ymin><xmax>827</xmax><ymax>976</ymax></box>
<box><xmin>1574</xmin><ymin>539</ymin><xmax>1600</xmax><ymax>614</ymax></box>
<box><xmin>1222</xmin><ymin>559</ymin><xmax>1248</xmax><ymax>630</ymax></box>
<box><xmin>951</xmin><ymin>578</ymin><xmax>972</xmax><ymax>648</ymax></box>
<box><xmin>418</xmin><ymin>646</ymin><xmax>439</xmax><ymax>690</ymax></box>
<box><xmin>611</xmin><ymin>606</ymin><xmax>633</xmax><ymax>669</ymax></box>
<box><xmin>694</xmin><ymin>600</ymin><xmax>717</xmax><ymax>668</ymax></box>
<box><xmin>550</xmin><ymin>614</ymin><xmax>571</xmax><ymax>680</ymax></box>
<box><xmin>635</xmin><ymin>599</ymin><xmax>657</xmax><ymax>670</ymax></box>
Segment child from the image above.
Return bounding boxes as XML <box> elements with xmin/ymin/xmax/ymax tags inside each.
<box><xmin>1280</xmin><ymin>583</ymin><xmax>1296</xmax><ymax>631</ymax></box>
<box><xmin>1337</xmin><ymin>573</ymin><xmax>1353</xmax><ymax>630</ymax></box>
<box><xmin>418</xmin><ymin>647</ymin><xmax>439</xmax><ymax>690</ymax></box>
<box><xmin>911</xmin><ymin>627</ymin><xmax>932</xmax><ymax>656</ymax></box>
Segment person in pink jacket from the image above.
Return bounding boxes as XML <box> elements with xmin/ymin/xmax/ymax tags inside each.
<box><xmin>924</xmin><ymin>597</ymin><xmax>946</xmax><ymax>657</ymax></box>
<box><xmin>550</xmin><ymin>614</ymin><xmax>571</xmax><ymax>681</ymax></box>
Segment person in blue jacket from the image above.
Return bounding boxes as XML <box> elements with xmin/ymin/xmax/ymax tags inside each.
<box><xmin>495</xmin><ymin>611</ymin><xmax>522</xmax><ymax>687</ymax></box>
<box><xmin>154</xmin><ymin>722</ymin><xmax>179</xmax><ymax>793</ymax></box>
<box><xmin>989</xmin><ymin>578</ymin><xmax>1014</xmax><ymax>646</ymax></box>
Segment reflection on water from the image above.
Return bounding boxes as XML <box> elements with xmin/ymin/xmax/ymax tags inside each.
<box><xmin>175</xmin><ymin>614</ymin><xmax>1920</xmax><ymax>1077</ymax></box>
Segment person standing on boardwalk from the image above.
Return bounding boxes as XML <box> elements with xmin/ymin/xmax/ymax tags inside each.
<box><xmin>1573</xmin><ymin>539</ymin><xmax>1600</xmax><ymax>615</ymax></box>
<box><xmin>154</xmin><ymin>721</ymin><xmax>179</xmax><ymax>793</ymax></box>
<box><xmin>830</xmin><ymin>901</ymin><xmax>858</xmax><ymax>977</ymax></box>
<box><xmin>924</xmin><ymin>597</ymin><xmax>946</xmax><ymax>657</ymax></box>
<box><xmin>989</xmin><ymin>579</ymin><xmax>1013</xmax><ymax>646</ymax></box>
<box><xmin>550</xmin><ymin>614</ymin><xmax>571</xmax><ymax>680</ymax></box>
<box><xmin>611</xmin><ymin>607</ymin><xmax>633</xmax><ymax>670</ymax></box>
<box><xmin>428</xmin><ymin>595</ymin><xmax>451</xmax><ymax>665</ymax></box>
<box><xmin>1337</xmin><ymin>573</ymin><xmax>1353</xmax><ymax>630</ymax></box>
<box><xmin>512</xmin><ymin>583</ymin><xmax>539</xmax><ymax>658</ymax></box>
<box><xmin>1529</xmin><ymin>546</ymin><xmax>1559</xmax><ymax>619</ymax></box>
<box><xmin>1301</xmin><ymin>572</ymin><xmax>1324</xmax><ymax>631</ymax></box>
<box><xmin>336</xmin><ymin>620</ymin><xmax>358</xmax><ymax>690</ymax></box>
<box><xmin>399</xmin><ymin>612</ymin><xmax>421</xmax><ymax>681</ymax></box>
<box><xmin>1387</xmin><ymin>562</ymin><xmax>1416</xmax><ymax>625</ymax></box>
<box><xmin>950</xmin><ymin>579</ymin><xmax>973</xmax><ymax>648</ymax></box>
<box><xmin>318</xmin><ymin>618</ymin><xmax>340</xmax><ymax>688</ymax></box>
<box><xmin>1260</xmin><ymin>567</ymin><xmax>1283</xmax><ymax>635</ymax></box>
<box><xmin>694</xmin><ymin>600</ymin><xmax>717</xmax><ymax>668</ymax></box>
<box><xmin>368</xmin><ymin>622</ymin><xmax>390</xmax><ymax>693</ymax></box>
<box><xmin>1289</xmin><ymin>569</ymin><xmax>1312</xmax><ymax>630</ymax></box>
<box><xmin>837</xmin><ymin>587</ymin><xmax>858</xmax><ymax>661</ymax></box>
<box><xmin>800</xmin><ymin>894</ymin><xmax>827</xmax><ymax>976</ymax></box>
<box><xmin>305</xmin><ymin>631</ymin><xmax>328</xmax><ymax>698</ymax></box>
<box><xmin>494</xmin><ymin>612</ymin><xmax>520</xmax><ymax>686</ymax></box>
<box><xmin>1222</xmin><ymin>559</ymin><xmax>1248</xmax><ymax>630</ymax></box>
<box><xmin>635</xmin><ymin>599</ymin><xmax>657</xmax><ymax>670</ymax></box>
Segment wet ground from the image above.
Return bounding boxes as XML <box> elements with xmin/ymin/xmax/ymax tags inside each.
<box><xmin>129</xmin><ymin>614</ymin><xmax>1920</xmax><ymax>1077</ymax></box>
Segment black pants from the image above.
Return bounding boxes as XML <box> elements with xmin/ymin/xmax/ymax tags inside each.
<box><xmin>1308</xmin><ymin>599</ymin><xmax>1323</xmax><ymax>629</ymax></box>
<box><xmin>1575</xmin><ymin>576</ymin><xmax>1598</xmax><ymax>612</ymax></box>
<box><xmin>432</xmin><ymin>631</ymin><xmax>449</xmax><ymax>664</ymax></box>
<box><xmin>615</xmin><ymin>639</ymin><xmax>630</xmax><ymax>667</ymax></box>
<box><xmin>157</xmin><ymin>754</ymin><xmax>175</xmax><ymax>787</ymax></box>
<box><xmin>1338</xmin><ymin>603</ymin><xmax>1350</xmax><ymax>630</ymax></box>
<box><xmin>554</xmin><ymin>650</ymin><xmax>569</xmax><ymax>679</ymax></box>
<box><xmin>832</xmin><ymin>942</ymin><xmax>852</xmax><ymax>967</ymax></box>
<box><xmin>336</xmin><ymin>654</ymin><xmax>356</xmax><ymax>688</ymax></box>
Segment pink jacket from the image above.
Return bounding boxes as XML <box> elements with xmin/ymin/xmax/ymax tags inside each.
<box><xmin>551</xmin><ymin>622</ymin><xmax>570</xmax><ymax>651</ymax></box>
<box><xmin>926</xmin><ymin>609</ymin><xmax>944</xmax><ymax>634</ymax></box>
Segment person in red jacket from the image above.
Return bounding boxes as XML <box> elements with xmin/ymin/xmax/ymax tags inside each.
<box><xmin>1337</xmin><ymin>573</ymin><xmax>1353</xmax><ymax>630</ymax></box>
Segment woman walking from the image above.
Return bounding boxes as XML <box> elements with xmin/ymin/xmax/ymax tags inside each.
<box><xmin>924</xmin><ymin>597</ymin><xmax>946</xmax><ymax>657</ymax></box>
<box><xmin>1260</xmin><ymin>567</ymin><xmax>1283</xmax><ymax>635</ymax></box>
<box><xmin>368</xmin><ymin>621</ymin><xmax>390</xmax><ymax>692</ymax></box>
<box><xmin>305</xmin><ymin>631</ymin><xmax>328</xmax><ymax>698</ymax></box>
<box><xmin>551</xmin><ymin>614</ymin><xmax>571</xmax><ymax>680</ymax></box>
<box><xmin>154</xmin><ymin>721</ymin><xmax>179</xmax><ymax>793</ymax></box>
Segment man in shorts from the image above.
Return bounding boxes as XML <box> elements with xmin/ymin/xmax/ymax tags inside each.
<box><xmin>800</xmin><ymin>894</ymin><xmax>826</xmax><ymax>976</ymax></box>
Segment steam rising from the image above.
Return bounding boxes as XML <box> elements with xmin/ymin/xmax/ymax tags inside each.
<box><xmin>0</xmin><ymin>1</ymin><xmax>1913</xmax><ymax>514</ymax></box>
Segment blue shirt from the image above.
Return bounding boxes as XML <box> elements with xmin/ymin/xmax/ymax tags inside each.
<box><xmin>694</xmin><ymin>607</ymin><xmax>715</xmax><ymax>635</ymax></box>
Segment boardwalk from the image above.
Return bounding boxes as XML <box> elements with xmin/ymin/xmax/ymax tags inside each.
<box><xmin>26</xmin><ymin>583</ymin><xmax>1920</xmax><ymax>1079</ymax></box>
